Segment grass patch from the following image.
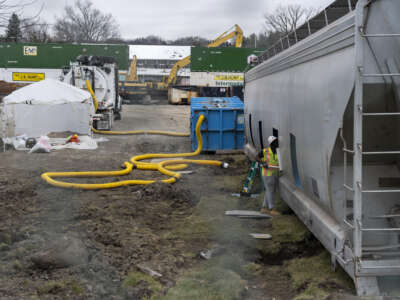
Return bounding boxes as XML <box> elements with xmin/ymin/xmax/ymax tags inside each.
<box><xmin>285</xmin><ymin>251</ymin><xmax>354</xmax><ymax>299</ymax></box>
<box><xmin>210</xmin><ymin>175</ymin><xmax>244</xmax><ymax>193</ymax></box>
<box><xmin>0</xmin><ymin>243</ymin><xmax>10</xmax><ymax>251</ymax></box>
<box><xmin>70</xmin><ymin>281</ymin><xmax>84</xmax><ymax>295</ymax></box>
<box><xmin>165</xmin><ymin>214</ymin><xmax>213</xmax><ymax>241</ymax></box>
<box><xmin>37</xmin><ymin>280</ymin><xmax>84</xmax><ymax>296</ymax></box>
<box><xmin>255</xmin><ymin>215</ymin><xmax>312</xmax><ymax>257</ymax></box>
<box><xmin>271</xmin><ymin>215</ymin><xmax>311</xmax><ymax>243</ymax></box>
<box><xmin>163</xmin><ymin>266</ymin><xmax>247</xmax><ymax>300</ymax></box>
<box><xmin>123</xmin><ymin>271</ymin><xmax>162</xmax><ymax>293</ymax></box>
<box><xmin>165</xmin><ymin>194</ymin><xmax>249</xmax><ymax>244</ymax></box>
<box><xmin>12</xmin><ymin>260</ymin><xmax>23</xmax><ymax>271</ymax></box>
<box><xmin>37</xmin><ymin>281</ymin><xmax>67</xmax><ymax>295</ymax></box>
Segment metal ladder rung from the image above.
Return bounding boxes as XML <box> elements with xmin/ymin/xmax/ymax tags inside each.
<box><xmin>343</xmin><ymin>148</ymin><xmax>354</xmax><ymax>154</ymax></box>
<box><xmin>362</xmin><ymin>33</ymin><xmax>400</xmax><ymax>37</ymax></box>
<box><xmin>343</xmin><ymin>219</ymin><xmax>354</xmax><ymax>229</ymax></box>
<box><xmin>362</xmin><ymin>73</ymin><xmax>400</xmax><ymax>77</ymax></box>
<box><xmin>362</xmin><ymin>151</ymin><xmax>400</xmax><ymax>155</ymax></box>
<box><xmin>370</xmin><ymin>214</ymin><xmax>400</xmax><ymax>219</ymax></box>
<box><xmin>362</xmin><ymin>189</ymin><xmax>400</xmax><ymax>193</ymax></box>
<box><xmin>363</xmin><ymin>244</ymin><xmax>400</xmax><ymax>251</ymax></box>
<box><xmin>343</xmin><ymin>184</ymin><xmax>354</xmax><ymax>192</ymax></box>
<box><xmin>362</xmin><ymin>227</ymin><xmax>400</xmax><ymax>232</ymax></box>
<box><xmin>363</xmin><ymin>112</ymin><xmax>400</xmax><ymax>116</ymax></box>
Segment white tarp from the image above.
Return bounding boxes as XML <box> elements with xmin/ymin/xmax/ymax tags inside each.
<box><xmin>1</xmin><ymin>79</ymin><xmax>94</xmax><ymax>138</ymax></box>
<box><xmin>4</xmin><ymin>78</ymin><xmax>92</xmax><ymax>105</ymax></box>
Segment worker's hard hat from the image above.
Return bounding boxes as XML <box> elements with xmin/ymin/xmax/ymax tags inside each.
<box><xmin>267</xmin><ymin>136</ymin><xmax>277</xmax><ymax>145</ymax></box>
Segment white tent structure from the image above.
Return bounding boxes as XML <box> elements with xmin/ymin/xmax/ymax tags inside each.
<box><xmin>1</xmin><ymin>79</ymin><xmax>94</xmax><ymax>138</ymax></box>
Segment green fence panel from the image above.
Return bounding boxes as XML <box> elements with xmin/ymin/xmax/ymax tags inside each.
<box><xmin>0</xmin><ymin>43</ymin><xmax>129</xmax><ymax>70</ymax></box>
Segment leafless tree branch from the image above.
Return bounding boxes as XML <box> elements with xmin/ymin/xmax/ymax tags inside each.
<box><xmin>54</xmin><ymin>0</ymin><xmax>120</xmax><ymax>42</ymax></box>
<box><xmin>264</xmin><ymin>4</ymin><xmax>317</xmax><ymax>36</ymax></box>
<box><xmin>0</xmin><ymin>0</ymin><xmax>42</xmax><ymax>29</ymax></box>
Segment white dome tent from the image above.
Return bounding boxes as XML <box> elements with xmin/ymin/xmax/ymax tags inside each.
<box><xmin>1</xmin><ymin>79</ymin><xmax>94</xmax><ymax>141</ymax></box>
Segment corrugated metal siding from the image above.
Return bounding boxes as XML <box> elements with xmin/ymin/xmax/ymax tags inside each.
<box><xmin>191</xmin><ymin>47</ymin><xmax>265</xmax><ymax>72</ymax></box>
<box><xmin>0</xmin><ymin>43</ymin><xmax>129</xmax><ymax>70</ymax></box>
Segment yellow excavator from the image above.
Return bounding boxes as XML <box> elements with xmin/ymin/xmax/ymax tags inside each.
<box><xmin>119</xmin><ymin>55</ymin><xmax>149</xmax><ymax>100</ymax></box>
<box><xmin>127</xmin><ymin>55</ymin><xmax>138</xmax><ymax>81</ymax></box>
<box><xmin>159</xmin><ymin>24</ymin><xmax>243</xmax><ymax>90</ymax></box>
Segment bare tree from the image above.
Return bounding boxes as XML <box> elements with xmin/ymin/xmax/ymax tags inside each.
<box><xmin>22</xmin><ymin>20</ymin><xmax>51</xmax><ymax>43</ymax></box>
<box><xmin>0</xmin><ymin>0</ymin><xmax>42</xmax><ymax>33</ymax></box>
<box><xmin>54</xmin><ymin>0</ymin><xmax>120</xmax><ymax>42</ymax></box>
<box><xmin>264</xmin><ymin>4</ymin><xmax>316</xmax><ymax>36</ymax></box>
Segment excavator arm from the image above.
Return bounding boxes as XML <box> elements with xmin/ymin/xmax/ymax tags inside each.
<box><xmin>127</xmin><ymin>55</ymin><xmax>138</xmax><ymax>81</ymax></box>
<box><xmin>208</xmin><ymin>24</ymin><xmax>243</xmax><ymax>48</ymax></box>
<box><xmin>165</xmin><ymin>55</ymin><xmax>191</xmax><ymax>86</ymax></box>
<box><xmin>163</xmin><ymin>24</ymin><xmax>243</xmax><ymax>88</ymax></box>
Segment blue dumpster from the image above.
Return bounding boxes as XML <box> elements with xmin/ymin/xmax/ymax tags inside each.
<box><xmin>190</xmin><ymin>97</ymin><xmax>244</xmax><ymax>151</ymax></box>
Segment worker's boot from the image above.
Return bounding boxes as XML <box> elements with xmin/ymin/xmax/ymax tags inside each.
<box><xmin>269</xmin><ymin>209</ymin><xmax>281</xmax><ymax>216</ymax></box>
<box><xmin>260</xmin><ymin>207</ymin><xmax>270</xmax><ymax>215</ymax></box>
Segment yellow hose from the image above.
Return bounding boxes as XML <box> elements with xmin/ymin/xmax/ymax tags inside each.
<box><xmin>86</xmin><ymin>80</ymin><xmax>98</xmax><ymax>111</ymax></box>
<box><xmin>92</xmin><ymin>127</ymin><xmax>189</xmax><ymax>137</ymax></box>
<box><xmin>41</xmin><ymin>114</ymin><xmax>226</xmax><ymax>190</ymax></box>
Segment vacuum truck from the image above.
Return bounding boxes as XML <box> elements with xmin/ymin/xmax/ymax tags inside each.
<box><xmin>61</xmin><ymin>55</ymin><xmax>122</xmax><ymax>130</ymax></box>
<box><xmin>244</xmin><ymin>0</ymin><xmax>400</xmax><ymax>296</ymax></box>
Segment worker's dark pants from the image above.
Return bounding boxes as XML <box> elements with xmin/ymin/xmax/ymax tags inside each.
<box><xmin>262</xmin><ymin>175</ymin><xmax>278</xmax><ymax>209</ymax></box>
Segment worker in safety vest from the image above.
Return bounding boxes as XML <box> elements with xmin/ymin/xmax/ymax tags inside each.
<box><xmin>258</xmin><ymin>136</ymin><xmax>281</xmax><ymax>216</ymax></box>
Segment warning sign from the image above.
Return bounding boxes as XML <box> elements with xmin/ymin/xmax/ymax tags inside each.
<box><xmin>12</xmin><ymin>72</ymin><xmax>45</xmax><ymax>82</ymax></box>
<box><xmin>214</xmin><ymin>75</ymin><xmax>244</xmax><ymax>81</ymax></box>
<box><xmin>191</xmin><ymin>72</ymin><xmax>244</xmax><ymax>87</ymax></box>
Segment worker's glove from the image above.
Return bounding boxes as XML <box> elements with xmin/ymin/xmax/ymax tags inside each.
<box><xmin>262</xmin><ymin>163</ymin><xmax>268</xmax><ymax>169</ymax></box>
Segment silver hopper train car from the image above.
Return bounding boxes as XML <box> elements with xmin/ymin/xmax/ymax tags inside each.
<box><xmin>244</xmin><ymin>0</ymin><xmax>400</xmax><ymax>296</ymax></box>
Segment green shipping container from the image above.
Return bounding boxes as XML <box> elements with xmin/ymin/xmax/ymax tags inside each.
<box><xmin>0</xmin><ymin>43</ymin><xmax>129</xmax><ymax>70</ymax></box>
<box><xmin>190</xmin><ymin>47</ymin><xmax>265</xmax><ymax>72</ymax></box>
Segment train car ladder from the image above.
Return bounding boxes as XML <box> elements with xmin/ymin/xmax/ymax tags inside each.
<box><xmin>341</xmin><ymin>0</ymin><xmax>400</xmax><ymax>295</ymax></box>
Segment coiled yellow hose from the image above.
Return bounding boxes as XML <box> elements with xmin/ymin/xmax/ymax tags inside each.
<box><xmin>41</xmin><ymin>114</ymin><xmax>226</xmax><ymax>189</ymax></box>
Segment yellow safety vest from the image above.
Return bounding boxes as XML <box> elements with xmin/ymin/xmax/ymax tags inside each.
<box><xmin>261</xmin><ymin>147</ymin><xmax>279</xmax><ymax>176</ymax></box>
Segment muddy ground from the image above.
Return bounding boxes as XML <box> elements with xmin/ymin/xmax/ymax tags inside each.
<box><xmin>0</xmin><ymin>100</ymin><xmax>359</xmax><ymax>299</ymax></box>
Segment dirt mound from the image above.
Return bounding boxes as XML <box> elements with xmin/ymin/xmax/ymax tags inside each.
<box><xmin>136</xmin><ymin>182</ymin><xmax>196</xmax><ymax>207</ymax></box>
<box><xmin>31</xmin><ymin>234</ymin><xmax>89</xmax><ymax>270</ymax></box>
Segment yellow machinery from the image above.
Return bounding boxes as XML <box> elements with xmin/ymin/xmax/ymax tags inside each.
<box><xmin>159</xmin><ymin>24</ymin><xmax>243</xmax><ymax>89</ymax></box>
<box><xmin>127</xmin><ymin>55</ymin><xmax>138</xmax><ymax>81</ymax></box>
<box><xmin>118</xmin><ymin>55</ymin><xmax>148</xmax><ymax>100</ymax></box>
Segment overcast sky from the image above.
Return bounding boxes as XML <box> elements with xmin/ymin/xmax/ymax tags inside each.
<box><xmin>18</xmin><ymin>0</ymin><xmax>334</xmax><ymax>40</ymax></box>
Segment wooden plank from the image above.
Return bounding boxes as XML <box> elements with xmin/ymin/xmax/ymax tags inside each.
<box><xmin>225</xmin><ymin>210</ymin><xmax>271</xmax><ymax>218</ymax></box>
<box><xmin>231</xmin><ymin>193</ymin><xmax>260</xmax><ymax>198</ymax></box>
<box><xmin>250</xmin><ymin>233</ymin><xmax>272</xmax><ymax>240</ymax></box>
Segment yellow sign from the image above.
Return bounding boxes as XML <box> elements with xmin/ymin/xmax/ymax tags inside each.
<box><xmin>12</xmin><ymin>72</ymin><xmax>45</xmax><ymax>82</ymax></box>
<box><xmin>214</xmin><ymin>74</ymin><xmax>244</xmax><ymax>81</ymax></box>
